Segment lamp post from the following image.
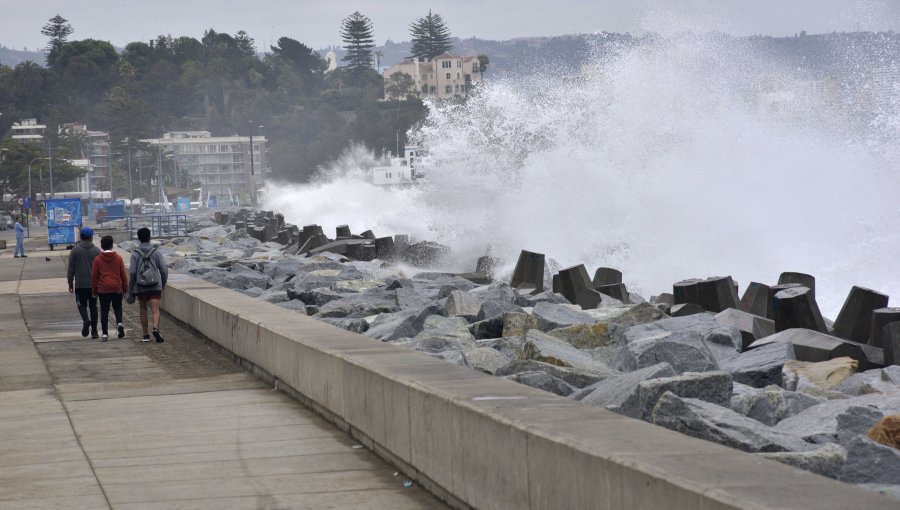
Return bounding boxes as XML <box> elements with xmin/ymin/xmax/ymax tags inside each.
<box><xmin>126</xmin><ymin>138</ymin><xmax>134</xmax><ymax>212</ymax></box>
<box><xmin>248</xmin><ymin>122</ymin><xmax>263</xmax><ymax>207</ymax></box>
<box><xmin>47</xmin><ymin>145</ymin><xmax>58</xmax><ymax>199</ymax></box>
<box><xmin>27</xmin><ymin>157</ymin><xmax>43</xmax><ymax>238</ymax></box>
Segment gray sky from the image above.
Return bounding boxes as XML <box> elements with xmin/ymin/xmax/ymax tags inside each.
<box><xmin>2</xmin><ymin>0</ymin><xmax>898</xmax><ymax>52</ymax></box>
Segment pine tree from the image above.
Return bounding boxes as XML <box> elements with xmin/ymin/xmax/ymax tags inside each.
<box><xmin>235</xmin><ymin>30</ymin><xmax>257</xmax><ymax>57</ymax></box>
<box><xmin>41</xmin><ymin>14</ymin><xmax>73</xmax><ymax>68</ymax></box>
<box><xmin>340</xmin><ymin>11</ymin><xmax>375</xmax><ymax>72</ymax></box>
<box><xmin>409</xmin><ymin>10</ymin><xmax>453</xmax><ymax>61</ymax></box>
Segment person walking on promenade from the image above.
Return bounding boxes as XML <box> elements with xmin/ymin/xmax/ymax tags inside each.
<box><xmin>128</xmin><ymin>227</ymin><xmax>167</xmax><ymax>343</ymax></box>
<box><xmin>13</xmin><ymin>216</ymin><xmax>25</xmax><ymax>258</ymax></box>
<box><xmin>92</xmin><ymin>235</ymin><xmax>128</xmax><ymax>342</ymax></box>
<box><xmin>67</xmin><ymin>227</ymin><xmax>101</xmax><ymax>338</ymax></box>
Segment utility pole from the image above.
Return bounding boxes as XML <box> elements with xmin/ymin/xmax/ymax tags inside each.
<box><xmin>107</xmin><ymin>139</ymin><xmax>114</xmax><ymax>199</ymax></box>
<box><xmin>156</xmin><ymin>144</ymin><xmax>164</xmax><ymax>210</ymax></box>
<box><xmin>126</xmin><ymin>138</ymin><xmax>134</xmax><ymax>213</ymax></box>
<box><xmin>87</xmin><ymin>143</ymin><xmax>94</xmax><ymax>215</ymax></box>
<box><xmin>47</xmin><ymin>144</ymin><xmax>55</xmax><ymax>198</ymax></box>
<box><xmin>248</xmin><ymin>121</ymin><xmax>257</xmax><ymax>207</ymax></box>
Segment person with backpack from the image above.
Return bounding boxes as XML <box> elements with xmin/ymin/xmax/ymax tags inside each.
<box><xmin>127</xmin><ymin>227</ymin><xmax>168</xmax><ymax>342</ymax></box>
<box><xmin>67</xmin><ymin>227</ymin><xmax>101</xmax><ymax>338</ymax></box>
<box><xmin>91</xmin><ymin>235</ymin><xmax>128</xmax><ymax>342</ymax></box>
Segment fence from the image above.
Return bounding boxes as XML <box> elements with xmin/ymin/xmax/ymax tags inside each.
<box><xmin>125</xmin><ymin>214</ymin><xmax>188</xmax><ymax>239</ymax></box>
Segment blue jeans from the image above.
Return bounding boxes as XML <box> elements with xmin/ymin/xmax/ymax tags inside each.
<box><xmin>14</xmin><ymin>238</ymin><xmax>25</xmax><ymax>257</ymax></box>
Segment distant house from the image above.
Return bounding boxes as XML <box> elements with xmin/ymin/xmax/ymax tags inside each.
<box><xmin>383</xmin><ymin>53</ymin><xmax>483</xmax><ymax>100</ymax></box>
<box><xmin>11</xmin><ymin>118</ymin><xmax>46</xmax><ymax>143</ymax></box>
<box><xmin>60</xmin><ymin>123</ymin><xmax>111</xmax><ymax>195</ymax></box>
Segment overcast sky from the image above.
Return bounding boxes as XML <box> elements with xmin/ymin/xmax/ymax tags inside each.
<box><xmin>2</xmin><ymin>0</ymin><xmax>898</xmax><ymax>52</ymax></box>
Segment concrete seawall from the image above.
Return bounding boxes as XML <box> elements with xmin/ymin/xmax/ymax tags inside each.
<box><xmin>161</xmin><ymin>273</ymin><xmax>896</xmax><ymax>510</ymax></box>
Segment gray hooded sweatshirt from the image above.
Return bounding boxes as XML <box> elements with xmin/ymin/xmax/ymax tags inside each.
<box><xmin>128</xmin><ymin>242</ymin><xmax>168</xmax><ymax>294</ymax></box>
<box><xmin>67</xmin><ymin>240</ymin><xmax>101</xmax><ymax>289</ymax></box>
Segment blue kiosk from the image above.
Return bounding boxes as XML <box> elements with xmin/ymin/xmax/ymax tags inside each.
<box><xmin>45</xmin><ymin>198</ymin><xmax>83</xmax><ymax>250</ymax></box>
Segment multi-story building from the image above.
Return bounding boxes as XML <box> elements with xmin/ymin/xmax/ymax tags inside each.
<box><xmin>143</xmin><ymin>131</ymin><xmax>268</xmax><ymax>202</ymax></box>
<box><xmin>11</xmin><ymin>118</ymin><xmax>46</xmax><ymax>143</ymax></box>
<box><xmin>60</xmin><ymin>123</ymin><xmax>110</xmax><ymax>194</ymax></box>
<box><xmin>383</xmin><ymin>53</ymin><xmax>483</xmax><ymax>100</ymax></box>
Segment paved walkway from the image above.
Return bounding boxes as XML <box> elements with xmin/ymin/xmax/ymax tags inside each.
<box><xmin>0</xmin><ymin>236</ymin><xmax>443</xmax><ymax>509</ymax></box>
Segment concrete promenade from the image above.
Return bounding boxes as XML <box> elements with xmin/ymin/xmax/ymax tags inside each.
<box><xmin>0</xmin><ymin>234</ymin><xmax>443</xmax><ymax>509</ymax></box>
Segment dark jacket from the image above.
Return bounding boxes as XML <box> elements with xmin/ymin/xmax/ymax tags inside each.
<box><xmin>92</xmin><ymin>251</ymin><xmax>129</xmax><ymax>296</ymax></box>
<box><xmin>67</xmin><ymin>240</ymin><xmax>101</xmax><ymax>290</ymax></box>
<box><xmin>128</xmin><ymin>242</ymin><xmax>168</xmax><ymax>294</ymax></box>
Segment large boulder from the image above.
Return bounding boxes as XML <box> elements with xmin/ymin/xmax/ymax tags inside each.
<box><xmin>635</xmin><ymin>371</ymin><xmax>733</xmax><ymax>420</ymax></box>
<box><xmin>749</xmin><ymin>328</ymin><xmax>880</xmax><ymax>371</ymax></box>
<box><xmin>758</xmin><ymin>443</ymin><xmax>846</xmax><ymax>480</ymax></box>
<box><xmin>715</xmin><ymin>308</ymin><xmax>776</xmax><ymax>351</ymax></box>
<box><xmin>730</xmin><ymin>384</ymin><xmax>825</xmax><ymax>426</ymax></box>
<box><xmin>532</xmin><ymin>302</ymin><xmax>598</xmax><ymax>331</ymax></box>
<box><xmin>364</xmin><ymin>304</ymin><xmax>448</xmax><ymax>341</ymax></box>
<box><xmin>463</xmin><ymin>347</ymin><xmax>513</xmax><ymax>374</ymax></box>
<box><xmin>506</xmin><ymin>371</ymin><xmax>575</xmax><ymax>397</ymax></box>
<box><xmin>495</xmin><ymin>359</ymin><xmax>615</xmax><ymax>389</ymax></box>
<box><xmin>446</xmin><ymin>290</ymin><xmax>481</xmax><ymax>322</ymax></box>
<box><xmin>574</xmin><ymin>362</ymin><xmax>676</xmax><ymax>418</ymax></box>
<box><xmin>315</xmin><ymin>290</ymin><xmax>399</xmax><ymax>318</ymax></box>
<box><xmin>502</xmin><ymin>312</ymin><xmax>541</xmax><ymax>337</ymax></box>
<box><xmin>836</xmin><ymin>406</ymin><xmax>885</xmax><ymax>446</ymax></box>
<box><xmin>409</xmin><ymin>316</ymin><xmax>477</xmax><ymax>352</ymax></box>
<box><xmin>836</xmin><ymin>368</ymin><xmax>900</xmax><ymax>396</ymax></box>
<box><xmin>520</xmin><ymin>330</ymin><xmax>595</xmax><ymax>370</ymax></box>
<box><xmin>720</xmin><ymin>341</ymin><xmax>797</xmax><ymax>387</ymax></box>
<box><xmin>651</xmin><ymin>392</ymin><xmax>813</xmax><ymax>453</ymax></box>
<box><xmin>775</xmin><ymin>393</ymin><xmax>900</xmax><ymax>442</ymax></box>
<box><xmin>477</xmin><ymin>300</ymin><xmax>524</xmax><ymax>322</ymax></box>
<box><xmin>613</xmin><ymin>314</ymin><xmax>723</xmax><ymax>373</ymax></box>
<box><xmin>394</xmin><ymin>287</ymin><xmax>434</xmax><ymax>311</ymax></box>
<box><xmin>839</xmin><ymin>436</ymin><xmax>900</xmax><ymax>484</ymax></box>
<box><xmin>782</xmin><ymin>357</ymin><xmax>859</xmax><ymax>395</ymax></box>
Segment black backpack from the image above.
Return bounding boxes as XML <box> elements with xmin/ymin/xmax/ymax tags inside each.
<box><xmin>136</xmin><ymin>247</ymin><xmax>160</xmax><ymax>287</ymax></box>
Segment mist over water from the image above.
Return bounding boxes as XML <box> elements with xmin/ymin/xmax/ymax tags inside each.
<box><xmin>266</xmin><ymin>31</ymin><xmax>900</xmax><ymax>318</ymax></box>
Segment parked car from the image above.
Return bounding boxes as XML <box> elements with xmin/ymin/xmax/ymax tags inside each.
<box><xmin>0</xmin><ymin>215</ymin><xmax>12</xmax><ymax>231</ymax></box>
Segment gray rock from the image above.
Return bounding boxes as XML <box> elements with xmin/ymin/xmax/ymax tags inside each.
<box><xmin>364</xmin><ymin>304</ymin><xmax>448</xmax><ymax>341</ymax></box>
<box><xmin>835</xmin><ymin>368</ymin><xmax>900</xmax><ymax>396</ymax></box>
<box><xmin>522</xmin><ymin>291</ymin><xmax>570</xmax><ymax>307</ymax></box>
<box><xmin>614</xmin><ymin>315</ymin><xmax>721</xmax><ymax>374</ymax></box>
<box><xmin>636</xmin><ymin>371</ymin><xmax>733</xmax><ymax>420</ymax></box>
<box><xmin>719</xmin><ymin>341</ymin><xmax>797</xmax><ymax>387</ymax></box>
<box><xmin>506</xmin><ymin>371</ymin><xmax>576</xmax><ymax>397</ymax></box>
<box><xmin>715</xmin><ymin>308</ymin><xmax>776</xmax><ymax>351</ymax></box>
<box><xmin>575</xmin><ymin>362</ymin><xmax>676</xmax><ymax>417</ymax></box>
<box><xmin>394</xmin><ymin>287</ymin><xmax>433</xmax><ymax>311</ymax></box>
<box><xmin>758</xmin><ymin>443</ymin><xmax>846</xmax><ymax>479</ymax></box>
<box><xmin>408</xmin><ymin>273</ymin><xmax>477</xmax><ymax>299</ymax></box>
<box><xmin>477</xmin><ymin>336</ymin><xmax>526</xmax><ymax>360</ymax></box>
<box><xmin>319</xmin><ymin>317</ymin><xmax>370</xmax><ymax>334</ymax></box>
<box><xmin>468</xmin><ymin>316</ymin><xmax>505</xmax><ymax>340</ymax></box>
<box><xmin>276</xmin><ymin>300</ymin><xmax>308</xmax><ymax>313</ymax></box>
<box><xmin>775</xmin><ymin>393</ymin><xmax>900</xmax><ymax>442</ymax></box>
<box><xmin>860</xmin><ymin>484</ymin><xmax>900</xmax><ymax>502</ymax></box>
<box><xmin>446</xmin><ymin>290</ymin><xmax>482</xmax><ymax>321</ymax></box>
<box><xmin>297</xmin><ymin>287</ymin><xmax>344</xmax><ymax>306</ymax></box>
<box><xmin>259</xmin><ymin>289</ymin><xmax>289</xmax><ymax>304</ymax></box>
<box><xmin>463</xmin><ymin>347</ymin><xmax>513</xmax><ymax>374</ymax></box>
<box><xmin>840</xmin><ymin>436</ymin><xmax>900</xmax><ymax>484</ymax></box>
<box><xmin>316</xmin><ymin>290</ymin><xmax>399</xmax><ymax>318</ymax></box>
<box><xmin>425</xmin><ymin>349</ymin><xmax>469</xmax><ymax>367</ymax></box>
<box><xmin>469</xmin><ymin>281</ymin><xmax>517</xmax><ymax>304</ymax></box>
<box><xmin>409</xmin><ymin>316</ymin><xmax>477</xmax><ymax>353</ymax></box>
<box><xmin>476</xmin><ymin>300</ymin><xmax>524</xmax><ymax>322</ymax></box>
<box><xmin>521</xmin><ymin>330</ymin><xmax>596</xmax><ymax>370</ymax></box>
<box><xmin>730</xmin><ymin>385</ymin><xmax>825</xmax><ymax>426</ymax></box>
<box><xmin>221</xmin><ymin>269</ymin><xmax>271</xmax><ymax>290</ymax></box>
<box><xmin>651</xmin><ymin>392</ymin><xmax>813</xmax><ymax>453</ymax></box>
<box><xmin>532</xmin><ymin>302</ymin><xmax>598</xmax><ymax>331</ymax></box>
<box><xmin>835</xmin><ymin>406</ymin><xmax>884</xmax><ymax>446</ymax></box>
<box><xmin>494</xmin><ymin>359</ymin><xmax>615</xmax><ymax>388</ymax></box>
<box><xmin>240</xmin><ymin>287</ymin><xmax>265</xmax><ymax>298</ymax></box>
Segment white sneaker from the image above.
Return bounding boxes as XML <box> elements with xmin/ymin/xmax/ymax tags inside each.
<box><xmin>100</xmin><ymin>334</ymin><xmax>108</xmax><ymax>342</ymax></box>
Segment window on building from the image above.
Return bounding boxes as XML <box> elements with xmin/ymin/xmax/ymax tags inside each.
<box><xmin>220</xmin><ymin>144</ymin><xmax>229</xmax><ymax>152</ymax></box>
<box><xmin>230</xmin><ymin>144</ymin><xmax>241</xmax><ymax>152</ymax></box>
<box><xmin>446</xmin><ymin>73</ymin><xmax>451</xmax><ymax>79</ymax></box>
<box><xmin>253</xmin><ymin>144</ymin><xmax>260</xmax><ymax>153</ymax></box>
<box><xmin>441</xmin><ymin>61</ymin><xmax>451</xmax><ymax>69</ymax></box>
<box><xmin>457</xmin><ymin>61</ymin><xmax>462</xmax><ymax>68</ymax></box>
<box><xmin>457</xmin><ymin>73</ymin><xmax>460</xmax><ymax>79</ymax></box>
<box><xmin>445</xmin><ymin>85</ymin><xmax>452</xmax><ymax>94</ymax></box>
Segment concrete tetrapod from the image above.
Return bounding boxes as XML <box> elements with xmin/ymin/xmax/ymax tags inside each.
<box><xmin>336</xmin><ymin>224</ymin><xmax>351</xmax><ymax>238</ymax></box>
<box><xmin>766</xmin><ymin>283</ymin><xmax>803</xmax><ymax>320</ymax></box>
<box><xmin>748</xmin><ymin>328</ymin><xmax>881</xmax><ymax>371</ymax></box>
<box><xmin>778</xmin><ymin>271</ymin><xmax>817</xmax><ymax>299</ymax></box>
<box><xmin>592</xmin><ymin>267</ymin><xmax>623</xmax><ymax>287</ymax></box>
<box><xmin>772</xmin><ymin>286</ymin><xmax>828</xmax><ymax>333</ymax></box>
<box><xmin>596</xmin><ymin>283</ymin><xmax>630</xmax><ymax>304</ymax></box>
<box><xmin>870</xmin><ymin>308</ymin><xmax>900</xmax><ymax>349</ymax></box>
<box><xmin>832</xmin><ymin>286</ymin><xmax>889</xmax><ymax>344</ymax></box>
<box><xmin>510</xmin><ymin>250</ymin><xmax>545</xmax><ymax>294</ymax></box>
<box><xmin>715</xmin><ymin>308</ymin><xmax>776</xmax><ymax>351</ymax></box>
<box><xmin>555</xmin><ymin>264</ymin><xmax>592</xmax><ymax>304</ymax></box>
<box><xmin>696</xmin><ymin>276</ymin><xmax>741</xmax><ymax>313</ymax></box>
<box><xmin>673</xmin><ymin>278</ymin><xmax>702</xmax><ymax>306</ymax></box>
<box><xmin>740</xmin><ymin>282</ymin><xmax>770</xmax><ymax>317</ymax></box>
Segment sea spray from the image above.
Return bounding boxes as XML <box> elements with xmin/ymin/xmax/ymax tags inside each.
<box><xmin>266</xmin><ymin>33</ymin><xmax>899</xmax><ymax>318</ymax></box>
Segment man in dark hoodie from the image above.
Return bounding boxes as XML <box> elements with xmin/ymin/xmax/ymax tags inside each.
<box><xmin>128</xmin><ymin>227</ymin><xmax>168</xmax><ymax>342</ymax></box>
<box><xmin>67</xmin><ymin>227</ymin><xmax>101</xmax><ymax>338</ymax></box>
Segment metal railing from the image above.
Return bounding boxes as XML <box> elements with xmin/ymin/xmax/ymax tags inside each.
<box><xmin>125</xmin><ymin>214</ymin><xmax>188</xmax><ymax>239</ymax></box>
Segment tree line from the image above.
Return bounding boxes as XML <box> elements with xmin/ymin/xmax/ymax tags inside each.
<box><xmin>0</xmin><ymin>11</ymin><xmax>471</xmax><ymax>202</ymax></box>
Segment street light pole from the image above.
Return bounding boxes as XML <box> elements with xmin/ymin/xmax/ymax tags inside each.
<box><xmin>126</xmin><ymin>138</ymin><xmax>134</xmax><ymax>211</ymax></box>
<box><xmin>26</xmin><ymin>157</ymin><xmax>42</xmax><ymax>238</ymax></box>
<box><xmin>47</xmin><ymin>146</ymin><xmax>55</xmax><ymax>198</ymax></box>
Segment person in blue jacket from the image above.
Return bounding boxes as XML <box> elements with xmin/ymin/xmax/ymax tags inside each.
<box><xmin>13</xmin><ymin>216</ymin><xmax>26</xmax><ymax>258</ymax></box>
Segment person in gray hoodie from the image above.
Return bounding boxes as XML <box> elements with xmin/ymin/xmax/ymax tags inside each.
<box><xmin>67</xmin><ymin>227</ymin><xmax>101</xmax><ymax>338</ymax></box>
<box><xmin>128</xmin><ymin>227</ymin><xmax>168</xmax><ymax>342</ymax></box>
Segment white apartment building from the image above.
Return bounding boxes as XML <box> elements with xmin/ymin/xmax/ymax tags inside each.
<box><xmin>60</xmin><ymin>123</ymin><xmax>111</xmax><ymax>193</ymax></box>
<box><xmin>143</xmin><ymin>131</ymin><xmax>268</xmax><ymax>201</ymax></box>
<box><xmin>383</xmin><ymin>53</ymin><xmax>483</xmax><ymax>100</ymax></box>
<box><xmin>11</xmin><ymin>118</ymin><xmax>46</xmax><ymax>143</ymax></box>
